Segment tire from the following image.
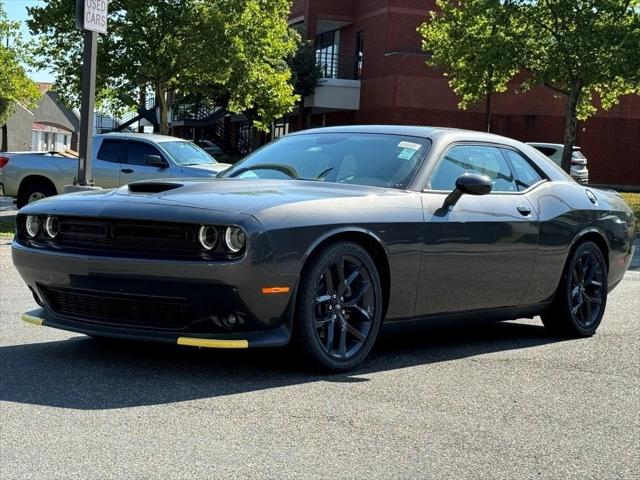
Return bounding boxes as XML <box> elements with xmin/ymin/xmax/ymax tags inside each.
<box><xmin>17</xmin><ymin>180</ymin><xmax>56</xmax><ymax>208</ymax></box>
<box><xmin>541</xmin><ymin>240</ymin><xmax>608</xmax><ymax>337</ymax></box>
<box><xmin>292</xmin><ymin>241</ymin><xmax>383</xmax><ymax>372</ymax></box>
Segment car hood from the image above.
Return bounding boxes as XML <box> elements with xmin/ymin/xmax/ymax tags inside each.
<box><xmin>22</xmin><ymin>178</ymin><xmax>388</xmax><ymax>217</ymax></box>
<box><xmin>135</xmin><ymin>178</ymin><xmax>386</xmax><ymax>214</ymax></box>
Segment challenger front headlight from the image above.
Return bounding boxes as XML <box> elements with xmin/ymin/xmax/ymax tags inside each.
<box><xmin>224</xmin><ymin>227</ymin><xmax>246</xmax><ymax>253</ymax></box>
<box><xmin>44</xmin><ymin>216</ymin><xmax>60</xmax><ymax>238</ymax></box>
<box><xmin>25</xmin><ymin>216</ymin><xmax>40</xmax><ymax>238</ymax></box>
<box><xmin>197</xmin><ymin>225</ymin><xmax>219</xmax><ymax>251</ymax></box>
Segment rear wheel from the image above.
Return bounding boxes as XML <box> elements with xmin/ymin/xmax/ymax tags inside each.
<box><xmin>541</xmin><ymin>241</ymin><xmax>608</xmax><ymax>336</ymax></box>
<box><xmin>17</xmin><ymin>180</ymin><xmax>56</xmax><ymax>208</ymax></box>
<box><xmin>293</xmin><ymin>242</ymin><xmax>383</xmax><ymax>372</ymax></box>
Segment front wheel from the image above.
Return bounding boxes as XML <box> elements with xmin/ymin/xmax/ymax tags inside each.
<box><xmin>541</xmin><ymin>241</ymin><xmax>608</xmax><ymax>337</ymax></box>
<box><xmin>293</xmin><ymin>242</ymin><xmax>383</xmax><ymax>372</ymax></box>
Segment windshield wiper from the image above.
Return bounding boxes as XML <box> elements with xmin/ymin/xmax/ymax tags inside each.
<box><xmin>315</xmin><ymin>167</ymin><xmax>334</xmax><ymax>180</ymax></box>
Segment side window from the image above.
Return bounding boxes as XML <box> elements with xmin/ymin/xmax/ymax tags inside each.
<box><xmin>502</xmin><ymin>149</ymin><xmax>544</xmax><ymax>191</ymax></box>
<box><xmin>96</xmin><ymin>140</ymin><xmax>124</xmax><ymax>164</ymax></box>
<box><xmin>126</xmin><ymin>142</ymin><xmax>162</xmax><ymax>166</ymax></box>
<box><xmin>429</xmin><ymin>145</ymin><xmax>517</xmax><ymax>192</ymax></box>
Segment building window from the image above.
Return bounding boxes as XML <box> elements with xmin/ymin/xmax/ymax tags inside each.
<box><xmin>315</xmin><ymin>30</ymin><xmax>340</xmax><ymax>78</ymax></box>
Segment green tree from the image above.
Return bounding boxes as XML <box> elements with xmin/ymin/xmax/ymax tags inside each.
<box><xmin>27</xmin><ymin>0</ymin><xmax>298</xmax><ymax>134</ymax></box>
<box><xmin>520</xmin><ymin>0</ymin><xmax>640</xmax><ymax>172</ymax></box>
<box><xmin>288</xmin><ymin>40</ymin><xmax>323</xmax><ymax>130</ymax></box>
<box><xmin>419</xmin><ymin>0</ymin><xmax>640</xmax><ymax>173</ymax></box>
<box><xmin>0</xmin><ymin>2</ymin><xmax>41</xmax><ymax>150</ymax></box>
<box><xmin>419</xmin><ymin>0</ymin><xmax>525</xmax><ymax>132</ymax></box>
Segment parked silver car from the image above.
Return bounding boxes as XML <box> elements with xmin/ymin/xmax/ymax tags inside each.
<box><xmin>527</xmin><ymin>142</ymin><xmax>589</xmax><ymax>184</ymax></box>
<box><xmin>0</xmin><ymin>133</ymin><xmax>230</xmax><ymax>207</ymax></box>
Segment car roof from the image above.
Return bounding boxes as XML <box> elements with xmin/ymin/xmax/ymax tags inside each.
<box><xmin>527</xmin><ymin>142</ymin><xmax>582</xmax><ymax>150</ymax></box>
<box><xmin>96</xmin><ymin>133</ymin><xmax>187</xmax><ymax>143</ymax></box>
<box><xmin>290</xmin><ymin>125</ymin><xmax>445</xmax><ymax>138</ymax></box>
<box><xmin>289</xmin><ymin>124</ymin><xmax>531</xmax><ymax>146</ymax></box>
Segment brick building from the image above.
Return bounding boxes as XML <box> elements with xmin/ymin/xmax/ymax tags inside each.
<box><xmin>289</xmin><ymin>0</ymin><xmax>640</xmax><ymax>187</ymax></box>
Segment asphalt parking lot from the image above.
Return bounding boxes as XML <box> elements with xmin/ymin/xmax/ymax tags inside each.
<box><xmin>0</xmin><ymin>238</ymin><xmax>638</xmax><ymax>479</ymax></box>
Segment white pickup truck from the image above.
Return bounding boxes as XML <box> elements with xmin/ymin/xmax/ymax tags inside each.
<box><xmin>0</xmin><ymin>133</ymin><xmax>230</xmax><ymax>207</ymax></box>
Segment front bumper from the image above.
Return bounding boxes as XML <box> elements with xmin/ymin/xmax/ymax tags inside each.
<box><xmin>21</xmin><ymin>308</ymin><xmax>290</xmax><ymax>348</ymax></box>
<box><xmin>12</xmin><ymin>241</ymin><xmax>298</xmax><ymax>345</ymax></box>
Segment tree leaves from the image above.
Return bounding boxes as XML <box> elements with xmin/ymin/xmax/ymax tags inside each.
<box><xmin>419</xmin><ymin>0</ymin><xmax>640</xmax><ymax>172</ymax></box>
<box><xmin>26</xmin><ymin>0</ymin><xmax>299</xmax><ymax>131</ymax></box>
<box><xmin>0</xmin><ymin>2</ymin><xmax>41</xmax><ymax>126</ymax></box>
<box><xmin>419</xmin><ymin>0</ymin><xmax>526</xmax><ymax>111</ymax></box>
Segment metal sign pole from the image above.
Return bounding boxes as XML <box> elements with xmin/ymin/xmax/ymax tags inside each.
<box><xmin>66</xmin><ymin>0</ymin><xmax>107</xmax><ymax>193</ymax></box>
<box><xmin>77</xmin><ymin>29</ymin><xmax>97</xmax><ymax>186</ymax></box>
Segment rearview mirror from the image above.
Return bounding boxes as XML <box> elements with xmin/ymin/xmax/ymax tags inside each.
<box><xmin>146</xmin><ymin>155</ymin><xmax>168</xmax><ymax>168</ymax></box>
<box><xmin>444</xmin><ymin>173</ymin><xmax>492</xmax><ymax>207</ymax></box>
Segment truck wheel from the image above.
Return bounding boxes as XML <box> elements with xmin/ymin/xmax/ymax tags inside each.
<box><xmin>17</xmin><ymin>180</ymin><xmax>57</xmax><ymax>208</ymax></box>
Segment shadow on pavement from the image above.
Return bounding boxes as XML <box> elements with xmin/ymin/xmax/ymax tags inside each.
<box><xmin>0</xmin><ymin>320</ymin><xmax>565</xmax><ymax>410</ymax></box>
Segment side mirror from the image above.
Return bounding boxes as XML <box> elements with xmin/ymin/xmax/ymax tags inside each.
<box><xmin>444</xmin><ymin>173</ymin><xmax>492</xmax><ymax>207</ymax></box>
<box><xmin>146</xmin><ymin>155</ymin><xmax>168</xmax><ymax>168</ymax></box>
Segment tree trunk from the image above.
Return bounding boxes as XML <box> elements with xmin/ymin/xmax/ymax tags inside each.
<box><xmin>561</xmin><ymin>81</ymin><xmax>582</xmax><ymax>174</ymax></box>
<box><xmin>138</xmin><ymin>89</ymin><xmax>146</xmax><ymax>133</ymax></box>
<box><xmin>298</xmin><ymin>102</ymin><xmax>306</xmax><ymax>131</ymax></box>
<box><xmin>155</xmin><ymin>84</ymin><xmax>170</xmax><ymax>135</ymax></box>
<box><xmin>485</xmin><ymin>91</ymin><xmax>493</xmax><ymax>133</ymax></box>
<box><xmin>1</xmin><ymin>124</ymin><xmax>7</xmax><ymax>151</ymax></box>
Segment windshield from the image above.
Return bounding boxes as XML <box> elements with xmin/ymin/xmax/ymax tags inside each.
<box><xmin>222</xmin><ymin>133</ymin><xmax>431</xmax><ymax>189</ymax></box>
<box><xmin>162</xmin><ymin>141</ymin><xmax>217</xmax><ymax>166</ymax></box>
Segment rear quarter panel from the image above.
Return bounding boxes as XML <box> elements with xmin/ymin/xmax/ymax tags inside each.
<box><xmin>0</xmin><ymin>153</ymin><xmax>75</xmax><ymax>197</ymax></box>
<box><xmin>524</xmin><ymin>183</ymin><xmax>634</xmax><ymax>303</ymax></box>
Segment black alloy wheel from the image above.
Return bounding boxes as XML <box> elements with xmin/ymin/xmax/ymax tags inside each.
<box><xmin>293</xmin><ymin>242</ymin><xmax>383</xmax><ymax>372</ymax></box>
<box><xmin>568</xmin><ymin>249</ymin><xmax>606</xmax><ymax>328</ymax></box>
<box><xmin>542</xmin><ymin>240</ymin><xmax>608</xmax><ymax>337</ymax></box>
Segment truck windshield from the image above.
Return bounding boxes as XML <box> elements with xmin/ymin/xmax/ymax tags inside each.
<box><xmin>162</xmin><ymin>142</ymin><xmax>217</xmax><ymax>166</ymax></box>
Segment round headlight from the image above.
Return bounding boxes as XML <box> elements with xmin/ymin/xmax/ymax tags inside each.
<box><xmin>224</xmin><ymin>227</ymin><xmax>246</xmax><ymax>253</ymax></box>
<box><xmin>44</xmin><ymin>216</ymin><xmax>60</xmax><ymax>238</ymax></box>
<box><xmin>25</xmin><ymin>216</ymin><xmax>40</xmax><ymax>238</ymax></box>
<box><xmin>197</xmin><ymin>225</ymin><xmax>219</xmax><ymax>251</ymax></box>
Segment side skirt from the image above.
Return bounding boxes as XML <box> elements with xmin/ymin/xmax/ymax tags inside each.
<box><xmin>384</xmin><ymin>303</ymin><xmax>551</xmax><ymax>329</ymax></box>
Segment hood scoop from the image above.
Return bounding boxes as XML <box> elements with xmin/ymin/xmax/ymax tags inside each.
<box><xmin>128</xmin><ymin>182</ymin><xmax>183</xmax><ymax>194</ymax></box>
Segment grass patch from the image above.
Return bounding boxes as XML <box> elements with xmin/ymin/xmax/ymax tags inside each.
<box><xmin>620</xmin><ymin>192</ymin><xmax>640</xmax><ymax>233</ymax></box>
<box><xmin>0</xmin><ymin>216</ymin><xmax>16</xmax><ymax>237</ymax></box>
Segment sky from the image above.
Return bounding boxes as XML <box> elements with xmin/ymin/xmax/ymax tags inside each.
<box><xmin>4</xmin><ymin>0</ymin><xmax>54</xmax><ymax>82</ymax></box>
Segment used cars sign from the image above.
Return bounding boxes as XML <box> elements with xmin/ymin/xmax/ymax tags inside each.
<box><xmin>75</xmin><ymin>0</ymin><xmax>108</xmax><ymax>34</ymax></box>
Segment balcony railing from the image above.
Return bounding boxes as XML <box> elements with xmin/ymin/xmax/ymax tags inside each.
<box><xmin>316</xmin><ymin>52</ymin><xmax>362</xmax><ymax>80</ymax></box>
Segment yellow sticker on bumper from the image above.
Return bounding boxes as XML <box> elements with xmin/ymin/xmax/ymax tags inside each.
<box><xmin>21</xmin><ymin>314</ymin><xmax>44</xmax><ymax>326</ymax></box>
<box><xmin>177</xmin><ymin>337</ymin><xmax>249</xmax><ymax>349</ymax></box>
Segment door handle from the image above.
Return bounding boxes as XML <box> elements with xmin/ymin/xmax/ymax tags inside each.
<box><xmin>517</xmin><ymin>205</ymin><xmax>532</xmax><ymax>216</ymax></box>
<box><xmin>121</xmin><ymin>169</ymin><xmax>134</xmax><ymax>174</ymax></box>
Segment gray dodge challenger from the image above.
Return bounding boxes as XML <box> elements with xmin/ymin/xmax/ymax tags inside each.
<box><xmin>12</xmin><ymin>126</ymin><xmax>636</xmax><ymax>371</ymax></box>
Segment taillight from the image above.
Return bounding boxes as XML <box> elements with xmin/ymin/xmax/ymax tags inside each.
<box><xmin>0</xmin><ymin>156</ymin><xmax>9</xmax><ymax>169</ymax></box>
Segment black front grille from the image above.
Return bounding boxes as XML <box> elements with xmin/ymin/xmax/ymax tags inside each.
<box><xmin>41</xmin><ymin>286</ymin><xmax>194</xmax><ymax>330</ymax></box>
<box><xmin>54</xmin><ymin>217</ymin><xmax>199</xmax><ymax>256</ymax></box>
<box><xmin>18</xmin><ymin>215</ymin><xmax>242</xmax><ymax>260</ymax></box>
